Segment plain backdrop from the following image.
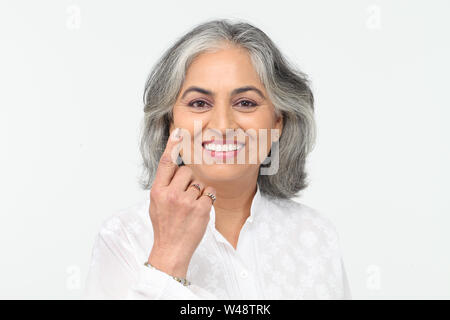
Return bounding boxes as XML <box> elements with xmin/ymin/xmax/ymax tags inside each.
<box><xmin>1</xmin><ymin>0</ymin><xmax>449</xmax><ymax>299</ymax></box>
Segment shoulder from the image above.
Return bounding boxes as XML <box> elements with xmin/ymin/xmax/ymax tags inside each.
<box><xmin>87</xmin><ymin>198</ymin><xmax>152</xmax><ymax>290</ymax></box>
<box><xmin>263</xmin><ymin>196</ymin><xmax>341</xmax><ymax>251</ymax></box>
<box><xmin>96</xmin><ymin>197</ymin><xmax>151</xmax><ymax>242</ymax></box>
<box><xmin>265</xmin><ymin>195</ymin><xmax>338</xmax><ymax>230</ymax></box>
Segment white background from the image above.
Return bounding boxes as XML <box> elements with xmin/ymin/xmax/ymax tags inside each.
<box><xmin>1</xmin><ymin>0</ymin><xmax>449</xmax><ymax>299</ymax></box>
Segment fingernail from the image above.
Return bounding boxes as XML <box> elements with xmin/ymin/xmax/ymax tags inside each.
<box><xmin>170</xmin><ymin>128</ymin><xmax>181</xmax><ymax>141</ymax></box>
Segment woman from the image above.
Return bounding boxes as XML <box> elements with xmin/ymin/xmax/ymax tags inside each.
<box><xmin>85</xmin><ymin>18</ymin><xmax>351</xmax><ymax>299</ymax></box>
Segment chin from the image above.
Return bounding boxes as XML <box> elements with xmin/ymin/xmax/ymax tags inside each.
<box><xmin>195</xmin><ymin>164</ymin><xmax>249</xmax><ymax>182</ymax></box>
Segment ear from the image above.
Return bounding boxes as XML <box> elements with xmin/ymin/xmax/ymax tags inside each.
<box><xmin>272</xmin><ymin>113</ymin><xmax>283</xmax><ymax>143</ymax></box>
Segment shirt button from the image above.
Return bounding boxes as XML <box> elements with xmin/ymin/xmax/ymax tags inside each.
<box><xmin>240</xmin><ymin>270</ymin><xmax>248</xmax><ymax>279</ymax></box>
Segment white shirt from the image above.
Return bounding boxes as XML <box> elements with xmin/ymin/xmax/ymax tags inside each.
<box><xmin>85</xmin><ymin>182</ymin><xmax>352</xmax><ymax>299</ymax></box>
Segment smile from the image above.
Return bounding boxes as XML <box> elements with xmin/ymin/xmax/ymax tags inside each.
<box><xmin>202</xmin><ymin>140</ymin><xmax>245</xmax><ymax>159</ymax></box>
<box><xmin>202</xmin><ymin>143</ymin><xmax>244</xmax><ymax>152</ymax></box>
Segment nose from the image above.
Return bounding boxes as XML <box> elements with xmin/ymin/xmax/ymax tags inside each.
<box><xmin>205</xmin><ymin>100</ymin><xmax>239</xmax><ymax>138</ymax></box>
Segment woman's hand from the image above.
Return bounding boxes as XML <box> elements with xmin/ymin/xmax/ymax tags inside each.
<box><xmin>147</xmin><ymin>128</ymin><xmax>216</xmax><ymax>279</ymax></box>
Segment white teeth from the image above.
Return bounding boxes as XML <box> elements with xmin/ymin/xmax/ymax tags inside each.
<box><xmin>204</xmin><ymin>143</ymin><xmax>243</xmax><ymax>152</ymax></box>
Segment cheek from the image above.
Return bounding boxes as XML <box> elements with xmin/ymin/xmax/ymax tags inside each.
<box><xmin>239</xmin><ymin>107</ymin><xmax>276</xmax><ymax>128</ymax></box>
<box><xmin>244</xmin><ymin>128</ymin><xmax>275</xmax><ymax>162</ymax></box>
<box><xmin>241</xmin><ymin>113</ymin><xmax>276</xmax><ymax>139</ymax></box>
<box><xmin>172</xmin><ymin>108</ymin><xmax>191</xmax><ymax>127</ymax></box>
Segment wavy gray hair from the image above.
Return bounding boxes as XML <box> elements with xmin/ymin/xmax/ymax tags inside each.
<box><xmin>138</xmin><ymin>18</ymin><xmax>316</xmax><ymax>199</ymax></box>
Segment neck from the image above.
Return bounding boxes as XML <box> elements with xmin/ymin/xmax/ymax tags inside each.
<box><xmin>199</xmin><ymin>172</ymin><xmax>259</xmax><ymax>249</ymax></box>
<box><xmin>213</xmin><ymin>178</ymin><xmax>257</xmax><ymax>217</ymax></box>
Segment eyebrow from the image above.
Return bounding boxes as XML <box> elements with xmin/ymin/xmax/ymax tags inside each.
<box><xmin>180</xmin><ymin>85</ymin><xmax>266</xmax><ymax>100</ymax></box>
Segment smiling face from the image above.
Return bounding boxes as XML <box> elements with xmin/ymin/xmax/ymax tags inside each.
<box><xmin>170</xmin><ymin>44</ymin><xmax>283</xmax><ymax>184</ymax></box>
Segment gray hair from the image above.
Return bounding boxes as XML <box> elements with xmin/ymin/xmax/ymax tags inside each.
<box><xmin>138</xmin><ymin>18</ymin><xmax>316</xmax><ymax>199</ymax></box>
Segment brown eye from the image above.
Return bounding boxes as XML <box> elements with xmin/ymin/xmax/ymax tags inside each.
<box><xmin>188</xmin><ymin>100</ymin><xmax>211</xmax><ymax>109</ymax></box>
<box><xmin>236</xmin><ymin>100</ymin><xmax>257</xmax><ymax>108</ymax></box>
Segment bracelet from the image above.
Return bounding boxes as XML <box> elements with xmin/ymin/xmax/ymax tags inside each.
<box><xmin>144</xmin><ymin>262</ymin><xmax>191</xmax><ymax>287</ymax></box>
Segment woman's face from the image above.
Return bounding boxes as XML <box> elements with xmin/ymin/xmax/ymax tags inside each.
<box><xmin>170</xmin><ymin>45</ymin><xmax>283</xmax><ymax>184</ymax></box>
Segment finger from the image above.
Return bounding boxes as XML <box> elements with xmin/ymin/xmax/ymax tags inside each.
<box><xmin>169</xmin><ymin>165</ymin><xmax>194</xmax><ymax>191</ymax></box>
<box><xmin>153</xmin><ymin>127</ymin><xmax>183</xmax><ymax>187</ymax></box>
<box><xmin>196</xmin><ymin>186</ymin><xmax>217</xmax><ymax>208</ymax></box>
<box><xmin>185</xmin><ymin>181</ymin><xmax>204</xmax><ymax>200</ymax></box>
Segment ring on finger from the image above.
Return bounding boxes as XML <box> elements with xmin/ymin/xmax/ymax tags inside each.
<box><xmin>202</xmin><ymin>192</ymin><xmax>216</xmax><ymax>205</ymax></box>
<box><xmin>188</xmin><ymin>183</ymin><xmax>202</xmax><ymax>194</ymax></box>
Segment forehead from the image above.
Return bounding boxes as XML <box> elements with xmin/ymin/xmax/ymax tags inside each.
<box><xmin>182</xmin><ymin>47</ymin><xmax>264</xmax><ymax>90</ymax></box>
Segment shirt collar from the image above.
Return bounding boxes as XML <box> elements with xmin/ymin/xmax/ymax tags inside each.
<box><xmin>209</xmin><ymin>181</ymin><xmax>263</xmax><ymax>228</ymax></box>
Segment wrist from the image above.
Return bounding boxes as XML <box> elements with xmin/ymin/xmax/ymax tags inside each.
<box><xmin>148</xmin><ymin>249</ymin><xmax>188</xmax><ymax>279</ymax></box>
<box><xmin>144</xmin><ymin>261</ymin><xmax>191</xmax><ymax>287</ymax></box>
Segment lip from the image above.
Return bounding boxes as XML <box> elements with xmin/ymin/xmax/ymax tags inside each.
<box><xmin>202</xmin><ymin>139</ymin><xmax>245</xmax><ymax>146</ymax></box>
<box><xmin>202</xmin><ymin>139</ymin><xmax>245</xmax><ymax>160</ymax></box>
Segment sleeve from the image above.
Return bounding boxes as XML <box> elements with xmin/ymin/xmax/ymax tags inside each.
<box><xmin>84</xmin><ymin>218</ymin><xmax>219</xmax><ymax>300</ymax></box>
<box><xmin>315</xmin><ymin>208</ymin><xmax>352</xmax><ymax>300</ymax></box>
<box><xmin>340</xmin><ymin>258</ymin><xmax>352</xmax><ymax>300</ymax></box>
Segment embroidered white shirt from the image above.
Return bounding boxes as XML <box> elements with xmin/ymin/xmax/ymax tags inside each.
<box><xmin>85</xmin><ymin>182</ymin><xmax>351</xmax><ymax>299</ymax></box>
